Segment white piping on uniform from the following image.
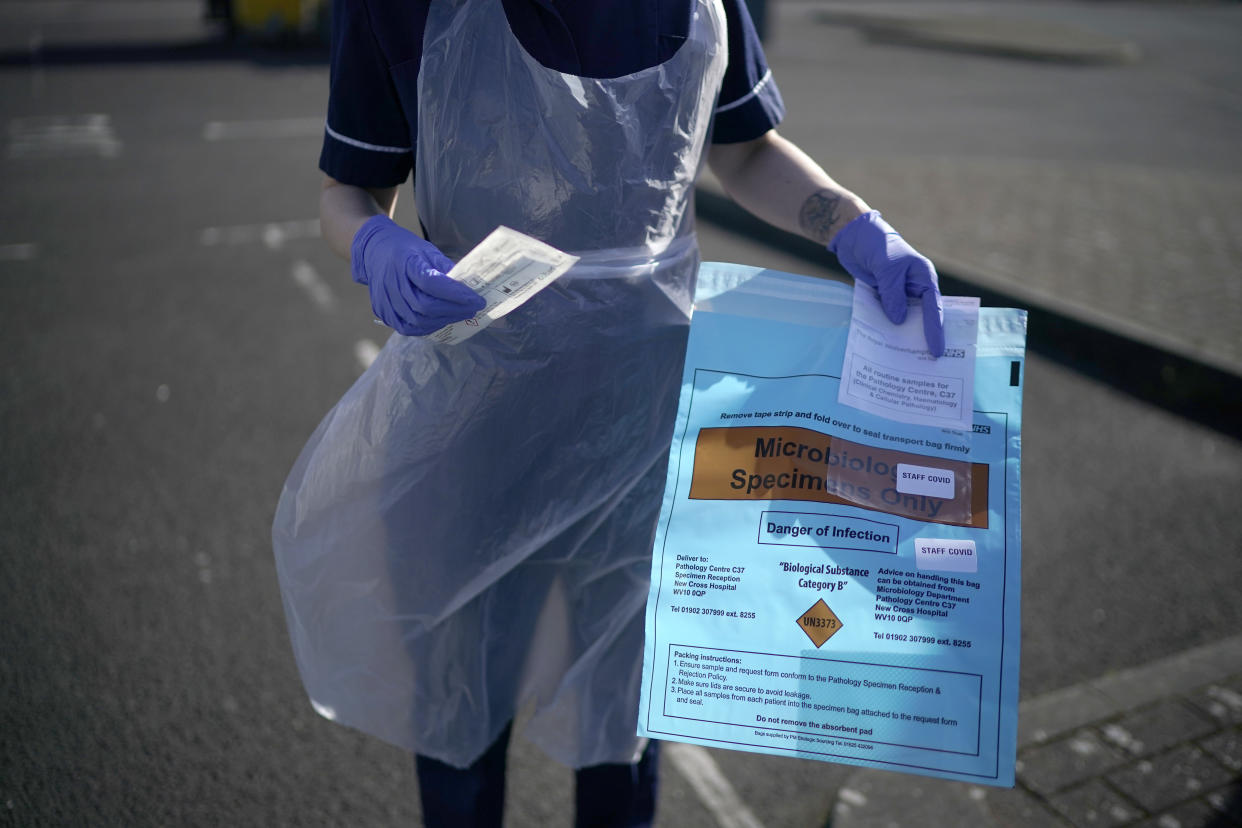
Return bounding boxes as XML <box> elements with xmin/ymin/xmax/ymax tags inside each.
<box><xmin>713</xmin><ymin>69</ymin><xmax>772</xmax><ymax>115</ymax></box>
<box><xmin>324</xmin><ymin>121</ymin><xmax>411</xmax><ymax>154</ymax></box>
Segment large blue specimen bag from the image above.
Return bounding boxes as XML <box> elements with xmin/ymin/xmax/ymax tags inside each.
<box><xmin>639</xmin><ymin>263</ymin><xmax>1026</xmax><ymax>786</ymax></box>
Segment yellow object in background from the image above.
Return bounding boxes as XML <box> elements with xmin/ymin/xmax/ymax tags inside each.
<box><xmin>229</xmin><ymin>0</ymin><xmax>328</xmax><ymax>41</ymax></box>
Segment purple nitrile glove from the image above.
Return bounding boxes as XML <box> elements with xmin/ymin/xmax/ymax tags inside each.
<box><xmin>350</xmin><ymin>214</ymin><xmax>485</xmax><ymax>336</ymax></box>
<box><xmin>828</xmin><ymin>211</ymin><xmax>945</xmax><ymax>357</ymax></box>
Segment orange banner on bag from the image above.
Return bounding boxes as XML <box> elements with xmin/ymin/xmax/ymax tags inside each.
<box><xmin>688</xmin><ymin>426</ymin><xmax>989</xmax><ymax>529</ymax></box>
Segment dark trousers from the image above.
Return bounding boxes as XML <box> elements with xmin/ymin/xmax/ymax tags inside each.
<box><xmin>415</xmin><ymin>724</ymin><xmax>660</xmax><ymax>828</ymax></box>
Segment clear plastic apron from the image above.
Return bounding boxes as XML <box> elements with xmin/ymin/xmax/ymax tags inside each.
<box><xmin>272</xmin><ymin>0</ymin><xmax>726</xmax><ymax>768</ymax></box>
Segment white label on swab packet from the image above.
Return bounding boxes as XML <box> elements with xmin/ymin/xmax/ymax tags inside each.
<box><xmin>431</xmin><ymin>226</ymin><xmax>579</xmax><ymax>345</ymax></box>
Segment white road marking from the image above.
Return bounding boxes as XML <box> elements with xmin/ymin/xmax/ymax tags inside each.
<box><xmin>354</xmin><ymin>339</ymin><xmax>380</xmax><ymax>371</ymax></box>
<box><xmin>665</xmin><ymin>742</ymin><xmax>766</xmax><ymax>828</ymax></box>
<box><xmin>199</xmin><ymin>219</ymin><xmax>320</xmax><ymax>250</ymax></box>
<box><xmin>0</xmin><ymin>2</ymin><xmax>201</xmax><ymax>25</ymax></box>
<box><xmin>203</xmin><ymin>118</ymin><xmax>324</xmax><ymax>142</ymax></box>
<box><xmin>6</xmin><ymin>114</ymin><xmax>120</xmax><ymax>159</ymax></box>
<box><xmin>194</xmin><ymin>550</ymin><xmax>212</xmax><ymax>585</ymax></box>
<box><xmin>0</xmin><ymin>243</ymin><xmax>37</xmax><ymax>261</ymax></box>
<box><xmin>290</xmin><ymin>259</ymin><xmax>335</xmax><ymax>311</ymax></box>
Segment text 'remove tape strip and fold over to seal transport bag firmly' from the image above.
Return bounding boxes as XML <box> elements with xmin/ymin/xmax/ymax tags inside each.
<box><xmin>639</xmin><ymin>263</ymin><xmax>1027</xmax><ymax>787</ymax></box>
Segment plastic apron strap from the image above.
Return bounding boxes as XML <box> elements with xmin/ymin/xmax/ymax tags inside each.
<box><xmin>414</xmin><ymin>0</ymin><xmax>728</xmax><ymax>263</ymax></box>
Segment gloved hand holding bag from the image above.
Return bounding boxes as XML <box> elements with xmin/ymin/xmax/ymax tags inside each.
<box><xmin>829</xmin><ymin>210</ymin><xmax>945</xmax><ymax>357</ymax></box>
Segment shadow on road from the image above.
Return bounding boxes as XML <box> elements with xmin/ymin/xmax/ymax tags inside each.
<box><xmin>0</xmin><ymin>35</ymin><xmax>327</xmax><ymax>69</ymax></box>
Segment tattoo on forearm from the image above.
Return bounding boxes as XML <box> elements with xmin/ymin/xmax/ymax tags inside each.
<box><xmin>798</xmin><ymin>190</ymin><xmax>844</xmax><ymax>245</ymax></box>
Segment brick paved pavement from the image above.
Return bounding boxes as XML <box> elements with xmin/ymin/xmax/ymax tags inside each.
<box><xmin>831</xmin><ymin>635</ymin><xmax>1242</xmax><ymax>827</ymax></box>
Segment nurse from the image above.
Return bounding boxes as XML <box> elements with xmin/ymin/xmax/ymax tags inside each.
<box><xmin>273</xmin><ymin>1</ymin><xmax>944</xmax><ymax>826</ymax></box>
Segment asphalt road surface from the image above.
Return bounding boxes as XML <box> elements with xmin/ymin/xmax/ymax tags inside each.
<box><xmin>3</xmin><ymin>2</ymin><xmax>1240</xmax><ymax>826</ymax></box>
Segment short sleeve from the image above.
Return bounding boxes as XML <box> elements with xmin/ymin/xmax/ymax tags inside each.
<box><xmin>318</xmin><ymin>0</ymin><xmax>415</xmax><ymax>187</ymax></box>
<box><xmin>712</xmin><ymin>0</ymin><xmax>785</xmax><ymax>144</ymax></box>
